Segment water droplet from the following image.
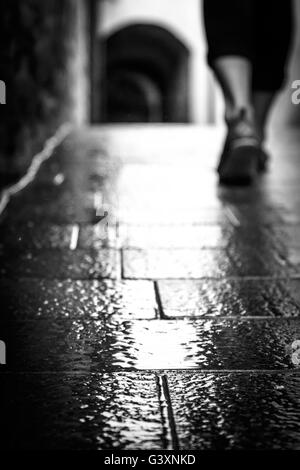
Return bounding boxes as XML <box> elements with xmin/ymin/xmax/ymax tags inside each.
<box><xmin>291</xmin><ymin>340</ymin><xmax>300</xmax><ymax>367</ymax></box>
<box><xmin>53</xmin><ymin>173</ymin><xmax>65</xmax><ymax>185</ymax></box>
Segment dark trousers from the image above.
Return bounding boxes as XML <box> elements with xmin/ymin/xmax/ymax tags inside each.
<box><xmin>203</xmin><ymin>0</ymin><xmax>294</xmax><ymax>91</ymax></box>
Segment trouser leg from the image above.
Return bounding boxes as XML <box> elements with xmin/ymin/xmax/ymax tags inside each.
<box><xmin>203</xmin><ymin>0</ymin><xmax>294</xmax><ymax>92</ymax></box>
<box><xmin>203</xmin><ymin>0</ymin><xmax>254</xmax><ymax>66</ymax></box>
<box><xmin>252</xmin><ymin>0</ymin><xmax>294</xmax><ymax>92</ymax></box>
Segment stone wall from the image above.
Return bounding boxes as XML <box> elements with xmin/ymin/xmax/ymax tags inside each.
<box><xmin>0</xmin><ymin>0</ymin><xmax>90</xmax><ymax>185</ymax></box>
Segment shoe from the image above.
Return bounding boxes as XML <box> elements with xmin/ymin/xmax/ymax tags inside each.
<box><xmin>257</xmin><ymin>146</ymin><xmax>269</xmax><ymax>172</ymax></box>
<box><xmin>218</xmin><ymin>108</ymin><xmax>266</xmax><ymax>185</ymax></box>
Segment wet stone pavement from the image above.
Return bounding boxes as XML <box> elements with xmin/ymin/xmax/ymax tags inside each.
<box><xmin>0</xmin><ymin>125</ymin><xmax>300</xmax><ymax>450</ymax></box>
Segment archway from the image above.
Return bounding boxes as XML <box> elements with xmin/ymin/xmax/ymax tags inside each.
<box><xmin>100</xmin><ymin>24</ymin><xmax>190</xmax><ymax>123</ymax></box>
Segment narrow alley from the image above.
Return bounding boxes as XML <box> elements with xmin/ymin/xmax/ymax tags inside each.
<box><xmin>0</xmin><ymin>124</ymin><xmax>300</xmax><ymax>450</ymax></box>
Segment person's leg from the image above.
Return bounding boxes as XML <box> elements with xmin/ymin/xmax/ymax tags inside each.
<box><xmin>253</xmin><ymin>92</ymin><xmax>274</xmax><ymax>141</ymax></box>
<box><xmin>213</xmin><ymin>57</ymin><xmax>253</xmax><ymax>122</ymax></box>
<box><xmin>252</xmin><ymin>0</ymin><xmax>294</xmax><ymax>141</ymax></box>
<box><xmin>203</xmin><ymin>0</ymin><xmax>255</xmax><ymax>121</ymax></box>
<box><xmin>203</xmin><ymin>0</ymin><xmax>262</xmax><ymax>184</ymax></box>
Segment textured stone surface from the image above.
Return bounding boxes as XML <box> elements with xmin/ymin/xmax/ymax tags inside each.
<box><xmin>1</xmin><ymin>126</ymin><xmax>300</xmax><ymax>449</ymax></box>
<box><xmin>0</xmin><ymin>373</ymin><xmax>164</xmax><ymax>450</ymax></box>
<box><xmin>167</xmin><ymin>372</ymin><xmax>300</xmax><ymax>450</ymax></box>
<box><xmin>226</xmin><ymin>245</ymin><xmax>285</xmax><ymax>277</ymax></box>
<box><xmin>118</xmin><ymin>207</ymin><xmax>230</xmax><ymax>226</ymax></box>
<box><xmin>0</xmin><ymin>0</ymin><xmax>89</xmax><ymax>180</ymax></box>
<box><xmin>123</xmin><ymin>248</ymin><xmax>235</xmax><ymax>279</ymax></box>
<box><xmin>4</xmin><ymin>189</ymin><xmax>98</xmax><ymax>224</ymax></box>
<box><xmin>225</xmin><ymin>204</ymin><xmax>285</xmax><ymax>226</ymax></box>
<box><xmin>1</xmin><ymin>318</ymin><xmax>300</xmax><ymax>371</ymax></box>
<box><xmin>0</xmin><ymin>248</ymin><xmax>121</xmax><ymax>280</ymax></box>
<box><xmin>158</xmin><ymin>279</ymin><xmax>300</xmax><ymax>318</ymax></box>
<box><xmin>0</xmin><ymin>223</ymin><xmax>73</xmax><ymax>249</ymax></box>
<box><xmin>271</xmin><ymin>226</ymin><xmax>300</xmax><ymax>250</ymax></box>
<box><xmin>119</xmin><ymin>225</ymin><xmax>231</xmax><ymax>248</ymax></box>
<box><xmin>286</xmin><ymin>248</ymin><xmax>300</xmax><ymax>272</ymax></box>
<box><xmin>0</xmin><ymin>279</ymin><xmax>156</xmax><ymax>321</ymax></box>
<box><xmin>78</xmin><ymin>225</ymin><xmax>118</xmax><ymax>249</ymax></box>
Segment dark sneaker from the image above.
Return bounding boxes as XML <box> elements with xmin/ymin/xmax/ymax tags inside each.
<box><xmin>218</xmin><ymin>108</ymin><xmax>266</xmax><ymax>185</ymax></box>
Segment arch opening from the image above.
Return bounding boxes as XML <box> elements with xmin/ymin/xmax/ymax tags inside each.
<box><xmin>101</xmin><ymin>24</ymin><xmax>190</xmax><ymax>123</ymax></box>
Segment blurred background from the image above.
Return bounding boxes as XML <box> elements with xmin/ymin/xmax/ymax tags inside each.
<box><xmin>0</xmin><ymin>0</ymin><xmax>300</xmax><ymax>183</ymax></box>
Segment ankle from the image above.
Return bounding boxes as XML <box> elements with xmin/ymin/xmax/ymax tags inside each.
<box><xmin>225</xmin><ymin>105</ymin><xmax>255</xmax><ymax>124</ymax></box>
<box><xmin>257</xmin><ymin>127</ymin><xmax>266</xmax><ymax>145</ymax></box>
<box><xmin>255</xmin><ymin>118</ymin><xmax>267</xmax><ymax>144</ymax></box>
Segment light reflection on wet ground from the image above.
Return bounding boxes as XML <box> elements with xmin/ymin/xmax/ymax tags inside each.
<box><xmin>168</xmin><ymin>372</ymin><xmax>300</xmax><ymax>450</ymax></box>
<box><xmin>1</xmin><ymin>126</ymin><xmax>300</xmax><ymax>449</ymax></box>
<box><xmin>0</xmin><ymin>373</ymin><xmax>165</xmax><ymax>450</ymax></box>
<box><xmin>2</xmin><ymin>319</ymin><xmax>300</xmax><ymax>372</ymax></box>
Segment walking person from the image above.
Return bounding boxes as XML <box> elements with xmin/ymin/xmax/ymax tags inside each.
<box><xmin>203</xmin><ymin>0</ymin><xmax>294</xmax><ymax>184</ymax></box>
